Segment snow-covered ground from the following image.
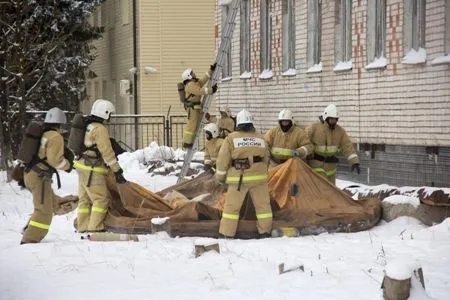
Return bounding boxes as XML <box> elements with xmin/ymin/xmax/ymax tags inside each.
<box><xmin>1</xmin><ymin>147</ymin><xmax>449</xmax><ymax>300</ymax></box>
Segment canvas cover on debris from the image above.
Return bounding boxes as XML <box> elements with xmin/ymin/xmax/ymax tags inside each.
<box><xmin>104</xmin><ymin>159</ymin><xmax>381</xmax><ymax>235</ymax></box>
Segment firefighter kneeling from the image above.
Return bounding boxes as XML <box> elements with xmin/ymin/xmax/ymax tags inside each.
<box><xmin>215</xmin><ymin>109</ymin><xmax>272</xmax><ymax>239</ymax></box>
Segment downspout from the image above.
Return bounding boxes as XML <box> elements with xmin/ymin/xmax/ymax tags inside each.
<box><xmin>132</xmin><ymin>0</ymin><xmax>139</xmax><ymax>149</ymax></box>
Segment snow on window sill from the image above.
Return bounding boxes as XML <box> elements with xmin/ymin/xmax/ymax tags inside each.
<box><xmin>281</xmin><ymin>68</ymin><xmax>297</xmax><ymax>76</ymax></box>
<box><xmin>431</xmin><ymin>54</ymin><xmax>450</xmax><ymax>66</ymax></box>
<box><xmin>240</xmin><ymin>71</ymin><xmax>252</xmax><ymax>79</ymax></box>
<box><xmin>259</xmin><ymin>69</ymin><xmax>273</xmax><ymax>80</ymax></box>
<box><xmin>333</xmin><ymin>61</ymin><xmax>352</xmax><ymax>72</ymax></box>
<box><xmin>306</xmin><ymin>62</ymin><xmax>323</xmax><ymax>73</ymax></box>
<box><xmin>218</xmin><ymin>0</ymin><xmax>233</xmax><ymax>5</ymax></box>
<box><xmin>221</xmin><ymin>76</ymin><xmax>232</xmax><ymax>82</ymax></box>
<box><xmin>365</xmin><ymin>57</ymin><xmax>387</xmax><ymax>70</ymax></box>
<box><xmin>402</xmin><ymin>48</ymin><xmax>426</xmax><ymax>64</ymax></box>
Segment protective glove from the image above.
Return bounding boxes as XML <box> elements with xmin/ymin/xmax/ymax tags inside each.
<box><xmin>210</xmin><ymin>62</ymin><xmax>217</xmax><ymax>72</ymax></box>
<box><xmin>351</xmin><ymin>163</ymin><xmax>361</xmax><ymax>174</ymax></box>
<box><xmin>294</xmin><ymin>148</ymin><xmax>308</xmax><ymax>159</ymax></box>
<box><xmin>114</xmin><ymin>169</ymin><xmax>127</xmax><ymax>184</ymax></box>
<box><xmin>211</xmin><ymin>84</ymin><xmax>218</xmax><ymax>94</ymax></box>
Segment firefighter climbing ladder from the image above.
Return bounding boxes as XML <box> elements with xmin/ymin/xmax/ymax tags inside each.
<box><xmin>177</xmin><ymin>0</ymin><xmax>239</xmax><ymax>182</ymax></box>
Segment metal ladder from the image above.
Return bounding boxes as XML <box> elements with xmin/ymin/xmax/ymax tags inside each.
<box><xmin>177</xmin><ymin>0</ymin><xmax>240</xmax><ymax>182</ymax></box>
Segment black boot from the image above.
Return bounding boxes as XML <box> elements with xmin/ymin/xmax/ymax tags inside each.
<box><xmin>183</xmin><ymin>143</ymin><xmax>193</xmax><ymax>149</ymax></box>
<box><xmin>258</xmin><ymin>232</ymin><xmax>272</xmax><ymax>239</ymax></box>
<box><xmin>218</xmin><ymin>233</ymin><xmax>233</xmax><ymax>239</ymax></box>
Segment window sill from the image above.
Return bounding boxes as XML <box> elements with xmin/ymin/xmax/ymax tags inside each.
<box><xmin>221</xmin><ymin>77</ymin><xmax>232</xmax><ymax>82</ymax></box>
<box><xmin>333</xmin><ymin>61</ymin><xmax>352</xmax><ymax>72</ymax></box>
<box><xmin>240</xmin><ymin>72</ymin><xmax>252</xmax><ymax>79</ymax></box>
<box><xmin>306</xmin><ymin>62</ymin><xmax>323</xmax><ymax>74</ymax></box>
<box><xmin>281</xmin><ymin>69</ymin><xmax>297</xmax><ymax>76</ymax></box>
<box><xmin>259</xmin><ymin>69</ymin><xmax>273</xmax><ymax>80</ymax></box>
<box><xmin>365</xmin><ymin>57</ymin><xmax>387</xmax><ymax>70</ymax></box>
<box><xmin>431</xmin><ymin>55</ymin><xmax>450</xmax><ymax>66</ymax></box>
<box><xmin>401</xmin><ymin>48</ymin><xmax>427</xmax><ymax>64</ymax></box>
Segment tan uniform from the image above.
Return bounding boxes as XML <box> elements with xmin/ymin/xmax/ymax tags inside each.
<box><xmin>74</xmin><ymin>122</ymin><xmax>121</xmax><ymax>232</ymax></box>
<box><xmin>182</xmin><ymin>71</ymin><xmax>213</xmax><ymax>145</ymax></box>
<box><xmin>305</xmin><ymin>122</ymin><xmax>360</xmax><ymax>184</ymax></box>
<box><xmin>22</xmin><ymin>130</ymin><xmax>71</xmax><ymax>243</ymax></box>
<box><xmin>216</xmin><ymin>130</ymin><xmax>272</xmax><ymax>237</ymax></box>
<box><xmin>204</xmin><ymin>138</ymin><xmax>224</xmax><ymax>167</ymax></box>
<box><xmin>264</xmin><ymin>126</ymin><xmax>313</xmax><ymax>169</ymax></box>
<box><xmin>217</xmin><ymin>116</ymin><xmax>235</xmax><ymax>138</ymax></box>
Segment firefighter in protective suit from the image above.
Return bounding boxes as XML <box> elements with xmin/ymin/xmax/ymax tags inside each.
<box><xmin>181</xmin><ymin>65</ymin><xmax>218</xmax><ymax>148</ymax></box>
<box><xmin>203</xmin><ymin>123</ymin><xmax>224</xmax><ymax>172</ymax></box>
<box><xmin>306</xmin><ymin>104</ymin><xmax>360</xmax><ymax>185</ymax></box>
<box><xmin>216</xmin><ymin>109</ymin><xmax>272</xmax><ymax>238</ymax></box>
<box><xmin>21</xmin><ymin>108</ymin><xmax>73</xmax><ymax>244</ymax></box>
<box><xmin>74</xmin><ymin>99</ymin><xmax>127</xmax><ymax>233</ymax></box>
<box><xmin>217</xmin><ymin>106</ymin><xmax>235</xmax><ymax>138</ymax></box>
<box><xmin>265</xmin><ymin>109</ymin><xmax>313</xmax><ymax>169</ymax></box>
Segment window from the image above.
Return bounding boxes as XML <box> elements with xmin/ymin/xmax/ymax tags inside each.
<box><xmin>446</xmin><ymin>1</ymin><xmax>450</xmax><ymax>55</ymax></box>
<box><xmin>366</xmin><ymin>0</ymin><xmax>386</xmax><ymax>69</ymax></box>
<box><xmin>307</xmin><ymin>0</ymin><xmax>322</xmax><ymax>72</ymax></box>
<box><xmin>121</xmin><ymin>0</ymin><xmax>129</xmax><ymax>25</ymax></box>
<box><xmin>240</xmin><ymin>0</ymin><xmax>251</xmax><ymax>77</ymax></box>
<box><xmin>402</xmin><ymin>0</ymin><xmax>426</xmax><ymax>63</ymax></box>
<box><xmin>282</xmin><ymin>0</ymin><xmax>295</xmax><ymax>74</ymax></box>
<box><xmin>334</xmin><ymin>0</ymin><xmax>352</xmax><ymax>71</ymax></box>
<box><xmin>221</xmin><ymin>4</ymin><xmax>232</xmax><ymax>79</ymax></box>
<box><xmin>260</xmin><ymin>0</ymin><xmax>272</xmax><ymax>77</ymax></box>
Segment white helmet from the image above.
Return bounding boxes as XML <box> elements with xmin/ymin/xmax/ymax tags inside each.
<box><xmin>91</xmin><ymin>99</ymin><xmax>115</xmax><ymax>120</ymax></box>
<box><xmin>219</xmin><ymin>106</ymin><xmax>232</xmax><ymax>117</ymax></box>
<box><xmin>203</xmin><ymin>123</ymin><xmax>219</xmax><ymax>139</ymax></box>
<box><xmin>278</xmin><ymin>109</ymin><xmax>294</xmax><ymax>123</ymax></box>
<box><xmin>44</xmin><ymin>107</ymin><xmax>67</xmax><ymax>124</ymax></box>
<box><xmin>236</xmin><ymin>109</ymin><xmax>253</xmax><ymax>126</ymax></box>
<box><xmin>182</xmin><ymin>68</ymin><xmax>193</xmax><ymax>81</ymax></box>
<box><xmin>322</xmin><ymin>104</ymin><xmax>339</xmax><ymax>120</ymax></box>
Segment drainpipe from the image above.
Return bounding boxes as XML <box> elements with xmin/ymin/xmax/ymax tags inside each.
<box><xmin>132</xmin><ymin>0</ymin><xmax>139</xmax><ymax>149</ymax></box>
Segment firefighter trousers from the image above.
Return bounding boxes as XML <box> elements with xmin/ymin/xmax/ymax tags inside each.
<box><xmin>182</xmin><ymin>107</ymin><xmax>201</xmax><ymax>145</ymax></box>
<box><xmin>307</xmin><ymin>159</ymin><xmax>337</xmax><ymax>185</ymax></box>
<box><xmin>219</xmin><ymin>182</ymin><xmax>273</xmax><ymax>238</ymax></box>
<box><xmin>21</xmin><ymin>170</ymin><xmax>56</xmax><ymax>244</ymax></box>
<box><xmin>77</xmin><ymin>169</ymin><xmax>111</xmax><ymax>232</ymax></box>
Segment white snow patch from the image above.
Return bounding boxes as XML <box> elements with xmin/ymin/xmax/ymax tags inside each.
<box><xmin>306</xmin><ymin>62</ymin><xmax>323</xmax><ymax>73</ymax></box>
<box><xmin>151</xmin><ymin>217</ymin><xmax>170</xmax><ymax>225</ymax></box>
<box><xmin>402</xmin><ymin>48</ymin><xmax>427</xmax><ymax>64</ymax></box>
<box><xmin>385</xmin><ymin>260</ymin><xmax>421</xmax><ymax>280</ymax></box>
<box><xmin>365</xmin><ymin>57</ymin><xmax>387</xmax><ymax>69</ymax></box>
<box><xmin>240</xmin><ymin>71</ymin><xmax>252</xmax><ymax>79</ymax></box>
<box><xmin>218</xmin><ymin>0</ymin><xmax>233</xmax><ymax>5</ymax></box>
<box><xmin>221</xmin><ymin>76</ymin><xmax>232</xmax><ymax>82</ymax></box>
<box><xmin>333</xmin><ymin>61</ymin><xmax>352</xmax><ymax>71</ymax></box>
<box><xmin>194</xmin><ymin>238</ymin><xmax>218</xmax><ymax>246</ymax></box>
<box><xmin>143</xmin><ymin>66</ymin><xmax>157</xmax><ymax>74</ymax></box>
<box><xmin>383</xmin><ymin>195</ymin><xmax>420</xmax><ymax>208</ymax></box>
<box><xmin>282</xmin><ymin>68</ymin><xmax>297</xmax><ymax>76</ymax></box>
<box><xmin>259</xmin><ymin>69</ymin><xmax>273</xmax><ymax>79</ymax></box>
<box><xmin>431</xmin><ymin>54</ymin><xmax>450</xmax><ymax>65</ymax></box>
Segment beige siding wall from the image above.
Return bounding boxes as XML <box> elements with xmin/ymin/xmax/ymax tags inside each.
<box><xmin>215</xmin><ymin>0</ymin><xmax>450</xmax><ymax>147</ymax></box>
<box><xmin>85</xmin><ymin>0</ymin><xmax>134</xmax><ymax>115</ymax></box>
<box><xmin>139</xmin><ymin>0</ymin><xmax>216</xmax><ymax>116</ymax></box>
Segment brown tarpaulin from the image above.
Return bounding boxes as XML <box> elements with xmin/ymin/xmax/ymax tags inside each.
<box><xmin>104</xmin><ymin>159</ymin><xmax>381</xmax><ymax>237</ymax></box>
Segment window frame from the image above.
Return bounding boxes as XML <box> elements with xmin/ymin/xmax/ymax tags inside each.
<box><xmin>221</xmin><ymin>4</ymin><xmax>232</xmax><ymax>79</ymax></box>
<box><xmin>445</xmin><ymin>0</ymin><xmax>450</xmax><ymax>55</ymax></box>
<box><xmin>240</xmin><ymin>0</ymin><xmax>251</xmax><ymax>76</ymax></box>
<box><xmin>334</xmin><ymin>0</ymin><xmax>352</xmax><ymax>66</ymax></box>
<box><xmin>307</xmin><ymin>0</ymin><xmax>322</xmax><ymax>71</ymax></box>
<box><xmin>366</xmin><ymin>0</ymin><xmax>387</xmax><ymax>68</ymax></box>
<box><xmin>282</xmin><ymin>0</ymin><xmax>296</xmax><ymax>73</ymax></box>
<box><xmin>260</xmin><ymin>0</ymin><xmax>272</xmax><ymax>74</ymax></box>
<box><xmin>403</xmin><ymin>0</ymin><xmax>426</xmax><ymax>53</ymax></box>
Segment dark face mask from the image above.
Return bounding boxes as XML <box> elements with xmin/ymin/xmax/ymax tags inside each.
<box><xmin>279</xmin><ymin>121</ymin><xmax>293</xmax><ymax>133</ymax></box>
<box><xmin>205</xmin><ymin>131</ymin><xmax>213</xmax><ymax>140</ymax></box>
<box><xmin>326</xmin><ymin>119</ymin><xmax>337</xmax><ymax>130</ymax></box>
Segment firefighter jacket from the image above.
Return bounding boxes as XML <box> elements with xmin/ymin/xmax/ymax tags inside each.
<box><xmin>184</xmin><ymin>71</ymin><xmax>213</xmax><ymax>109</ymax></box>
<box><xmin>305</xmin><ymin>122</ymin><xmax>360</xmax><ymax>165</ymax></box>
<box><xmin>36</xmin><ymin>130</ymin><xmax>71</xmax><ymax>172</ymax></box>
<box><xmin>204</xmin><ymin>138</ymin><xmax>224</xmax><ymax>166</ymax></box>
<box><xmin>217</xmin><ymin>117</ymin><xmax>235</xmax><ymax>137</ymax></box>
<box><xmin>264</xmin><ymin>126</ymin><xmax>313</xmax><ymax>162</ymax></box>
<box><xmin>80</xmin><ymin>122</ymin><xmax>121</xmax><ymax>173</ymax></box>
<box><xmin>215</xmin><ymin>130</ymin><xmax>269</xmax><ymax>185</ymax></box>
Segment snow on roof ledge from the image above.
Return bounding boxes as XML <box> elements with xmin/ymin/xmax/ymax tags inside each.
<box><xmin>365</xmin><ymin>57</ymin><xmax>387</xmax><ymax>69</ymax></box>
<box><xmin>385</xmin><ymin>260</ymin><xmax>421</xmax><ymax>280</ymax></box>
<box><xmin>259</xmin><ymin>69</ymin><xmax>273</xmax><ymax>79</ymax></box>
<box><xmin>306</xmin><ymin>62</ymin><xmax>323</xmax><ymax>73</ymax></box>
<box><xmin>240</xmin><ymin>71</ymin><xmax>252</xmax><ymax>79</ymax></box>
<box><xmin>333</xmin><ymin>61</ymin><xmax>352</xmax><ymax>72</ymax></box>
<box><xmin>282</xmin><ymin>68</ymin><xmax>297</xmax><ymax>76</ymax></box>
<box><xmin>431</xmin><ymin>54</ymin><xmax>450</xmax><ymax>65</ymax></box>
<box><xmin>383</xmin><ymin>195</ymin><xmax>420</xmax><ymax>208</ymax></box>
<box><xmin>402</xmin><ymin>48</ymin><xmax>427</xmax><ymax>64</ymax></box>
